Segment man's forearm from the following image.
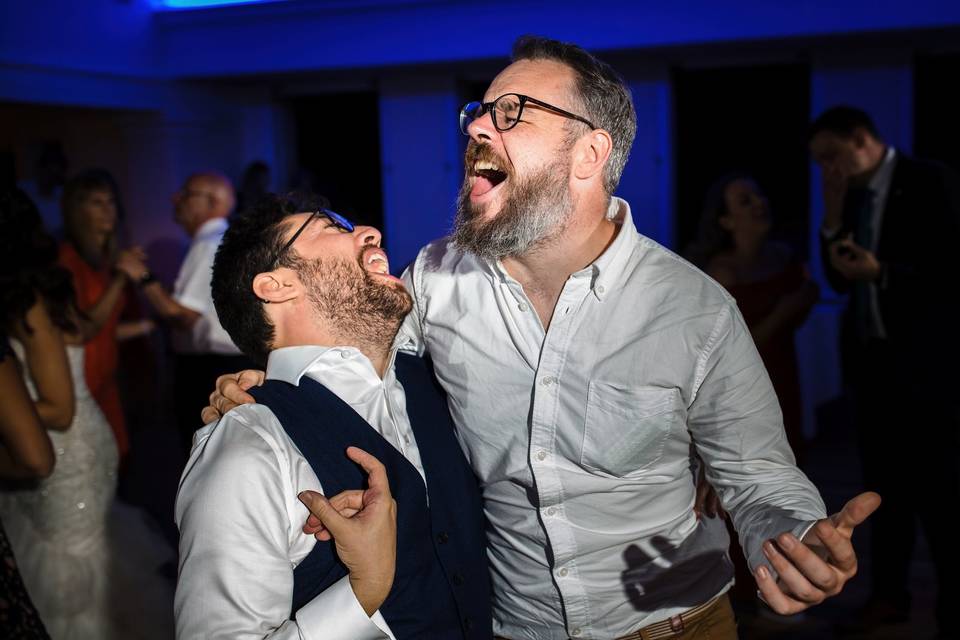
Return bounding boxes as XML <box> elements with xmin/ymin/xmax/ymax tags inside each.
<box><xmin>141</xmin><ymin>281</ymin><xmax>201</xmax><ymax>330</ymax></box>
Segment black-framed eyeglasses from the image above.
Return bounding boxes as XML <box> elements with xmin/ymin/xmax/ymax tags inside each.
<box><xmin>459</xmin><ymin>92</ymin><xmax>596</xmax><ymax>136</ymax></box>
<box><xmin>269</xmin><ymin>209</ymin><xmax>355</xmax><ymax>269</ymax></box>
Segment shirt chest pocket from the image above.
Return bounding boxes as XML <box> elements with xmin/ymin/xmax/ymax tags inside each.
<box><xmin>580</xmin><ymin>382</ymin><xmax>682</xmax><ymax>477</ymax></box>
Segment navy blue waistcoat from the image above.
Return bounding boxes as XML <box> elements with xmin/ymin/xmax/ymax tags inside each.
<box><xmin>251</xmin><ymin>353</ymin><xmax>492</xmax><ymax>639</ymax></box>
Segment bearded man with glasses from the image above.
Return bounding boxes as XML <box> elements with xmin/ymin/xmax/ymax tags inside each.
<box><xmin>209</xmin><ymin>37</ymin><xmax>879</xmax><ymax>640</ymax></box>
<box><xmin>174</xmin><ymin>194</ymin><xmax>491</xmax><ymax>639</ymax></box>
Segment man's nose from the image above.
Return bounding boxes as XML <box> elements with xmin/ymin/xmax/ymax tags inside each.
<box><xmin>467</xmin><ymin>108</ymin><xmax>496</xmax><ymax>143</ymax></box>
<box><xmin>355</xmin><ymin>225</ymin><xmax>382</xmax><ymax>248</ymax></box>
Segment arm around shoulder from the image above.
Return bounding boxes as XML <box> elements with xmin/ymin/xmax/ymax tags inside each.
<box><xmin>175</xmin><ymin>409</ymin><xmax>393</xmax><ymax>640</ymax></box>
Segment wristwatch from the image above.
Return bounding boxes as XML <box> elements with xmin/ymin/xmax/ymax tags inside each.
<box><xmin>138</xmin><ymin>270</ymin><xmax>158</xmax><ymax>287</ymax></box>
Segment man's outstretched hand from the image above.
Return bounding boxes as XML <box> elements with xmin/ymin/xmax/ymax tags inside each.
<box><xmin>298</xmin><ymin>447</ymin><xmax>397</xmax><ymax>617</ymax></box>
<box><xmin>199</xmin><ymin>369</ymin><xmax>264</xmax><ymax>423</ymax></box>
<box><xmin>755</xmin><ymin>491</ymin><xmax>881</xmax><ymax>615</ymax></box>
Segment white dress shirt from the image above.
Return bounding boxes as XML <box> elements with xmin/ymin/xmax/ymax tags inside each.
<box><xmin>862</xmin><ymin>146</ymin><xmax>897</xmax><ymax>338</ymax></box>
<box><xmin>172</xmin><ymin>217</ymin><xmax>241</xmax><ymax>355</ymax></box>
<box><xmin>399</xmin><ymin>197</ymin><xmax>827</xmax><ymax>639</ymax></box>
<box><xmin>175</xmin><ymin>345</ymin><xmax>425</xmax><ymax>639</ymax></box>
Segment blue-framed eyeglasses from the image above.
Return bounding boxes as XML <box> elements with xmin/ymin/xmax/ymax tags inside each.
<box><xmin>459</xmin><ymin>92</ymin><xmax>595</xmax><ymax>135</ymax></box>
<box><xmin>270</xmin><ymin>209</ymin><xmax>355</xmax><ymax>268</ymax></box>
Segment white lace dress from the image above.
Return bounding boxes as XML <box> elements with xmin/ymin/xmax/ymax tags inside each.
<box><xmin>0</xmin><ymin>342</ymin><xmax>174</xmax><ymax>640</ymax></box>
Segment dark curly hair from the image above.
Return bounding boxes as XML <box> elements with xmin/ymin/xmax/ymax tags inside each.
<box><xmin>212</xmin><ymin>191</ymin><xmax>328</xmax><ymax>366</ymax></box>
<box><xmin>0</xmin><ymin>188</ymin><xmax>78</xmax><ymax>335</ymax></box>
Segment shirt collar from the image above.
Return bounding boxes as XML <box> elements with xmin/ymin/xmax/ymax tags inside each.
<box><xmin>194</xmin><ymin>216</ymin><xmax>228</xmax><ymax>240</ymax></box>
<box><xmin>868</xmin><ymin>146</ymin><xmax>897</xmax><ymax>195</ymax></box>
<box><xmin>584</xmin><ymin>196</ymin><xmax>635</xmax><ymax>301</ymax></box>
<box><xmin>265</xmin><ymin>344</ymin><xmax>397</xmax><ymax>389</ymax></box>
<box><xmin>392</xmin><ymin>324</ymin><xmax>419</xmax><ymax>355</ymax></box>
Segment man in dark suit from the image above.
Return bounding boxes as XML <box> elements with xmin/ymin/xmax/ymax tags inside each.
<box><xmin>810</xmin><ymin>105</ymin><xmax>960</xmax><ymax>638</ymax></box>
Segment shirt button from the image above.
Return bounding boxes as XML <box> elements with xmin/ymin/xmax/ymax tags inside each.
<box><xmin>56</xmin><ymin>447</ymin><xmax>65</xmax><ymax>456</ymax></box>
<box><xmin>518</xmin><ymin>302</ymin><xmax>529</xmax><ymax>312</ymax></box>
<box><xmin>436</xmin><ymin>532</ymin><xmax>449</xmax><ymax>544</ymax></box>
<box><xmin>77</xmin><ymin>502</ymin><xmax>86</xmax><ymax>510</ymax></box>
<box><xmin>572</xmin><ymin>628</ymin><xmax>582</xmax><ymax>636</ymax></box>
<box><xmin>558</xmin><ymin>567</ymin><xmax>568</xmax><ymax>577</ymax></box>
<box><xmin>541</xmin><ymin>376</ymin><xmax>555</xmax><ymax>386</ymax></box>
<box><xmin>404</xmin><ymin>435</ymin><xmax>411</xmax><ymax>445</ymax></box>
<box><xmin>536</xmin><ymin>450</ymin><xmax>547</xmax><ymax>461</ymax></box>
<box><xmin>596</xmin><ymin>284</ymin><xmax>605</xmax><ymax>294</ymax></box>
<box><xmin>452</xmin><ymin>572</ymin><xmax>465</xmax><ymax>586</ymax></box>
<box><xmin>339</xmin><ymin>350</ymin><xmax>350</xmax><ymax>359</ymax></box>
<box><xmin>546</xmin><ymin>507</ymin><xmax>557</xmax><ymax>516</ymax></box>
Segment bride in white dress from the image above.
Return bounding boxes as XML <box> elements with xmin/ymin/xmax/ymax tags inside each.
<box><xmin>0</xmin><ymin>188</ymin><xmax>174</xmax><ymax>639</ymax></box>
<box><xmin>3</xmin><ymin>339</ymin><xmax>122</xmax><ymax>637</ymax></box>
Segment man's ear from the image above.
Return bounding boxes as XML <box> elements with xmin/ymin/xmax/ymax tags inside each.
<box><xmin>572</xmin><ymin>129</ymin><xmax>613</xmax><ymax>183</ymax></box>
<box><xmin>253</xmin><ymin>269</ymin><xmax>298</xmax><ymax>304</ymax></box>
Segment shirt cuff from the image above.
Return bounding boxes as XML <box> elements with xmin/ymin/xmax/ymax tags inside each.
<box><xmin>174</xmin><ymin>294</ymin><xmax>207</xmax><ymax>314</ymax></box>
<box><xmin>744</xmin><ymin>516</ymin><xmax>824</xmax><ymax>583</ymax></box>
<box><xmin>295</xmin><ymin>575</ymin><xmax>394</xmax><ymax>640</ymax></box>
<box><xmin>793</xmin><ymin>519</ymin><xmax>819</xmax><ymax>545</ymax></box>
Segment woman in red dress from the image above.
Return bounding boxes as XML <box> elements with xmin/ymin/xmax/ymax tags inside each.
<box><xmin>58</xmin><ymin>170</ymin><xmax>150</xmax><ymax>462</ymax></box>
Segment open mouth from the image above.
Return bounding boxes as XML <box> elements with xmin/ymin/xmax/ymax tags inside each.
<box><xmin>361</xmin><ymin>247</ymin><xmax>404</xmax><ymax>284</ymax></box>
<box><xmin>362</xmin><ymin>247</ymin><xmax>390</xmax><ymax>275</ymax></box>
<box><xmin>470</xmin><ymin>158</ymin><xmax>508</xmax><ymax>199</ymax></box>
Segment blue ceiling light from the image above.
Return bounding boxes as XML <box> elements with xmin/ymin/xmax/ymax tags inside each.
<box><xmin>159</xmin><ymin>0</ymin><xmax>278</xmax><ymax>9</ymax></box>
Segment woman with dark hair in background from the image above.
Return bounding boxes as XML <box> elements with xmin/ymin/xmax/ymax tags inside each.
<box><xmin>59</xmin><ymin>169</ymin><xmax>151</xmax><ymax>463</ymax></box>
<box><xmin>686</xmin><ymin>173</ymin><xmax>819</xmax><ymax>612</ymax></box>
<box><xmin>0</xmin><ymin>328</ymin><xmax>54</xmax><ymax>639</ymax></box>
<box><xmin>0</xmin><ymin>188</ymin><xmax>173</xmax><ymax>639</ymax></box>
<box><xmin>687</xmin><ymin>173</ymin><xmax>818</xmax><ymax>461</ymax></box>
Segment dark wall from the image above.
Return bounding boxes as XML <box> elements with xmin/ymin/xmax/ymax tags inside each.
<box><xmin>673</xmin><ymin>63</ymin><xmax>810</xmax><ymax>258</ymax></box>
<box><xmin>915</xmin><ymin>52</ymin><xmax>960</xmax><ymax>173</ymax></box>
<box><xmin>292</xmin><ymin>92</ymin><xmax>383</xmax><ymax>232</ymax></box>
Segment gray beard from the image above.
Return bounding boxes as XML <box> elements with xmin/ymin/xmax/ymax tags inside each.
<box><xmin>295</xmin><ymin>255</ymin><xmax>412</xmax><ymax>351</ymax></box>
<box><xmin>453</xmin><ymin>157</ymin><xmax>574</xmax><ymax>260</ymax></box>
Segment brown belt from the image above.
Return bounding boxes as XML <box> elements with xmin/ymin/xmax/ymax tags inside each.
<box><xmin>494</xmin><ymin>593</ymin><xmax>728</xmax><ymax>640</ymax></box>
<box><xmin>615</xmin><ymin>594</ymin><xmax>726</xmax><ymax>640</ymax></box>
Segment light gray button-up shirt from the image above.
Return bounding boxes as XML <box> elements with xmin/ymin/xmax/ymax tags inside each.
<box><xmin>399</xmin><ymin>197</ymin><xmax>826</xmax><ymax>639</ymax></box>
